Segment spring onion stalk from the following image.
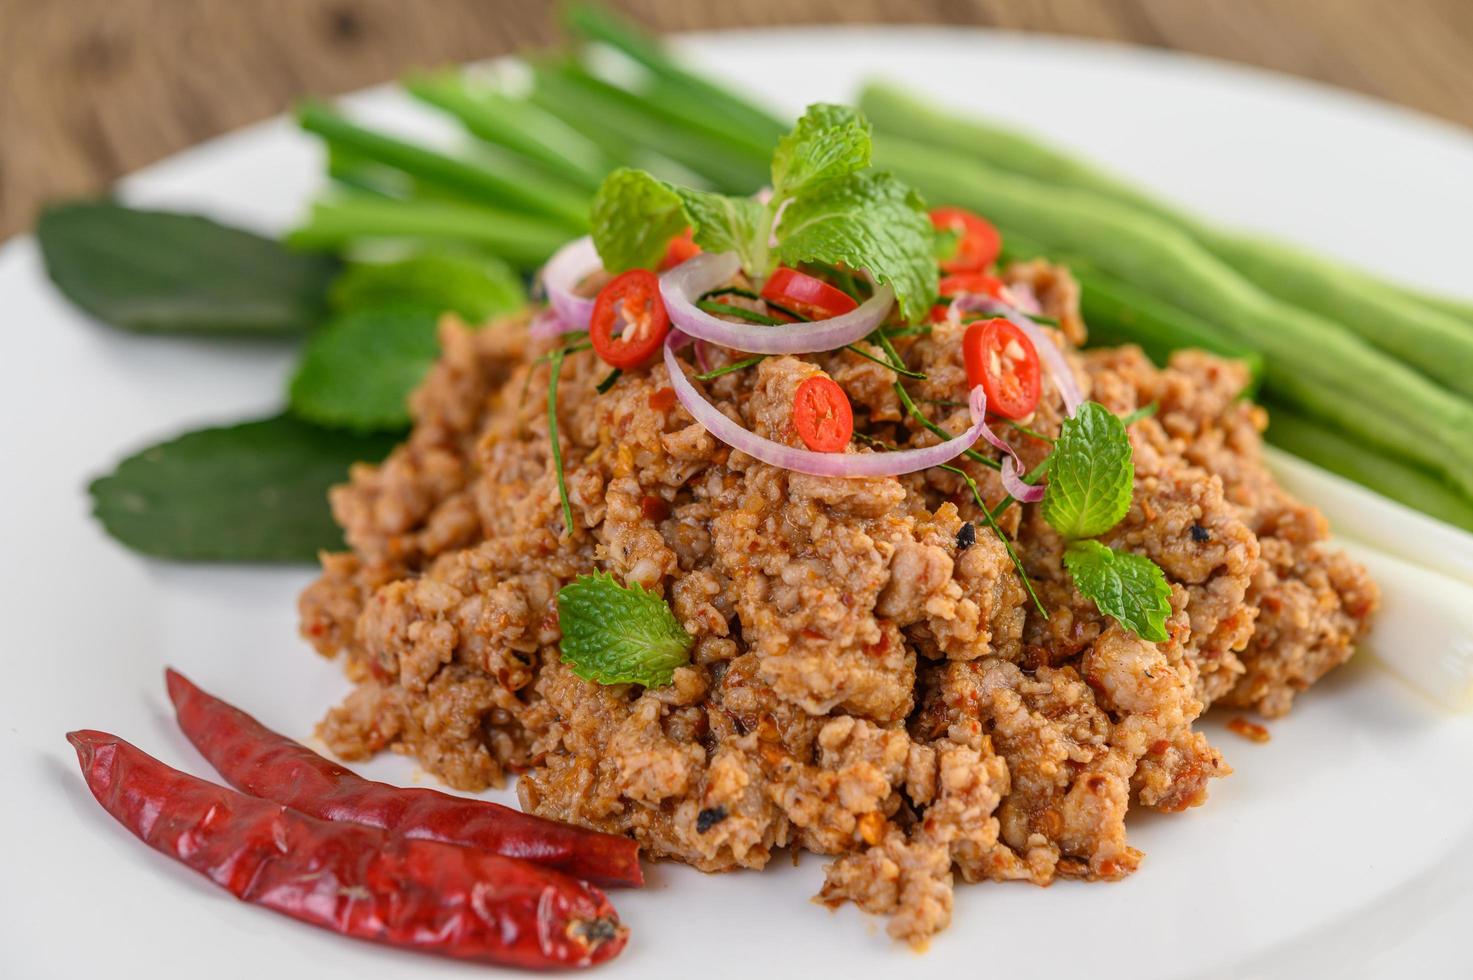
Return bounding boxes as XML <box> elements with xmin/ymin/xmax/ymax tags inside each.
<box><xmin>1264</xmin><ymin>408</ymin><xmax>1473</xmax><ymax>537</ymax></box>
<box><xmin>1336</xmin><ymin>539</ymin><xmax>1473</xmax><ymax>711</ymax></box>
<box><xmin>286</xmin><ymin>195</ymin><xmax>570</xmax><ymax>270</ymax></box>
<box><xmin>871</xmin><ymin>134</ymin><xmax>1473</xmax><ymax>499</ymax></box>
<box><xmin>859</xmin><ymin>82</ymin><xmax>1473</xmax><ymax>378</ymax></box>
<box><xmin>297</xmin><ymin>103</ymin><xmax>589</xmax><ymax>231</ymax></box>
<box><xmin>405</xmin><ymin>72</ymin><xmax>615</xmax><ymax>191</ymax></box>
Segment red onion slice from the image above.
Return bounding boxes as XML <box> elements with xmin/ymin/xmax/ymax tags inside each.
<box><xmin>661</xmin><ymin>253</ymin><xmax>895</xmax><ymax>355</ymax></box>
<box><xmin>960</xmin><ymin>294</ymin><xmax>1083</xmax><ymax>418</ymax></box>
<box><xmin>540</xmin><ymin>235</ymin><xmax>600</xmax><ymax>331</ymax></box>
<box><xmin>528</xmin><ymin>308</ymin><xmax>577</xmax><ymax>340</ymax></box>
<box><xmin>974</xmin><ymin>416</ymin><xmax>1046</xmax><ymax>503</ymax></box>
<box><xmin>664</xmin><ymin>336</ymin><xmax>991</xmax><ymax>478</ymax></box>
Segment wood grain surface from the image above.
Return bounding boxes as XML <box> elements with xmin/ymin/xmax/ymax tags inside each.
<box><xmin>3</xmin><ymin>0</ymin><xmax>1470</xmax><ymax>239</ymax></box>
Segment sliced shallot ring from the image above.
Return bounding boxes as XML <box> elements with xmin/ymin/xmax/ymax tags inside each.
<box><xmin>975</xmin><ymin>420</ymin><xmax>1045</xmax><ymax>503</ymax></box>
<box><xmin>960</xmin><ymin>294</ymin><xmax>1082</xmax><ymax>418</ymax></box>
<box><xmin>528</xmin><ymin>308</ymin><xmax>576</xmax><ymax>339</ymax></box>
<box><xmin>540</xmin><ymin>235</ymin><xmax>600</xmax><ymax>331</ymax></box>
<box><xmin>662</xmin><ymin>252</ymin><xmax>895</xmax><ymax>355</ymax></box>
<box><xmin>664</xmin><ymin>333</ymin><xmax>990</xmax><ymax>478</ymax></box>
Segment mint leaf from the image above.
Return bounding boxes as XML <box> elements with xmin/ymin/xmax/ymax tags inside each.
<box><xmin>1042</xmin><ymin>402</ymin><xmax>1134</xmax><ymax>539</ymax></box>
<box><xmin>775</xmin><ymin>171</ymin><xmax>937</xmax><ymax>323</ymax></box>
<box><xmin>289</xmin><ymin>308</ymin><xmax>441</xmax><ymax>432</ymax></box>
<box><xmin>1063</xmin><ymin>541</ymin><xmax>1172</xmax><ymax>642</ymax></box>
<box><xmin>770</xmin><ymin>103</ymin><xmax>871</xmax><ymax>198</ymax></box>
<box><xmin>89</xmin><ymin>415</ymin><xmax>397</xmax><ymax>562</ymax></box>
<box><xmin>590</xmin><ymin>168</ymin><xmax>688</xmax><ymax>272</ymax></box>
<box><xmin>38</xmin><ymin>201</ymin><xmax>338</xmax><ymax>335</ymax></box>
<box><xmin>330</xmin><ymin>251</ymin><xmax>524</xmax><ymax>321</ymax></box>
<box><xmin>674</xmin><ymin>187</ymin><xmax>769</xmax><ymax>274</ymax></box>
<box><xmin>557</xmin><ymin>572</ymin><xmax>693</xmax><ymax>687</ymax></box>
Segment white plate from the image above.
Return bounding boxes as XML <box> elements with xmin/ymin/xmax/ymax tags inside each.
<box><xmin>3</xmin><ymin>27</ymin><xmax>1473</xmax><ymax>980</ymax></box>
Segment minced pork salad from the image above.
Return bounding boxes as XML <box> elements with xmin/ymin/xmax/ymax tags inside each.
<box><xmin>298</xmin><ymin>105</ymin><xmax>1377</xmax><ymax>944</ymax></box>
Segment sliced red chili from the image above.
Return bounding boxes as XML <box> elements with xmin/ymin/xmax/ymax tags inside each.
<box><xmin>931</xmin><ymin>207</ymin><xmax>1002</xmax><ymax>274</ymax></box>
<box><xmin>590</xmin><ymin>269</ymin><xmax>670</xmax><ymax>370</ymax></box>
<box><xmin>963</xmin><ymin>317</ymin><xmax>1042</xmax><ymax>420</ymax></box>
<box><xmin>761</xmin><ymin>266</ymin><xmax>859</xmax><ymax>321</ymax></box>
<box><xmin>658</xmin><ymin>227</ymin><xmax>701</xmax><ymax>271</ymax></box>
<box><xmin>792</xmin><ymin>376</ymin><xmax>853</xmax><ymax>453</ymax></box>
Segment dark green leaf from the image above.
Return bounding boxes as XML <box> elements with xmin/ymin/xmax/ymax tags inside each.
<box><xmin>38</xmin><ymin>201</ymin><xmax>337</xmax><ymax>335</ymax></box>
<box><xmin>289</xmin><ymin>308</ymin><xmax>442</xmax><ymax>432</ymax></box>
<box><xmin>1063</xmin><ymin>540</ymin><xmax>1172</xmax><ymax>642</ymax></box>
<box><xmin>90</xmin><ymin>415</ymin><xmax>397</xmax><ymax>562</ymax></box>
<box><xmin>330</xmin><ymin>251</ymin><xmax>524</xmax><ymax>321</ymax></box>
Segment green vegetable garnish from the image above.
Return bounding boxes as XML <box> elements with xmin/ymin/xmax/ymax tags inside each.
<box><xmin>590</xmin><ymin>104</ymin><xmax>937</xmax><ymax>323</ymax></box>
<box><xmin>1035</xmin><ymin>400</ymin><xmax>1171</xmax><ymax>642</ymax></box>
<box><xmin>289</xmin><ymin>308</ymin><xmax>442</xmax><ymax>433</ymax></box>
<box><xmin>556</xmin><ymin>572</ymin><xmax>693</xmax><ymax>687</ymax></box>
<box><xmin>1062</xmin><ymin>540</ymin><xmax>1172</xmax><ymax>643</ymax></box>
<box><xmin>89</xmin><ymin>416</ymin><xmax>397</xmax><ymax>562</ymax></box>
<box><xmin>1041</xmin><ymin>402</ymin><xmax>1134</xmax><ymax>540</ymax></box>
<box><xmin>37</xmin><ymin>202</ymin><xmax>338</xmax><ymax>336</ymax></box>
<box><xmin>329</xmin><ymin>251</ymin><xmax>524</xmax><ymax>321</ymax></box>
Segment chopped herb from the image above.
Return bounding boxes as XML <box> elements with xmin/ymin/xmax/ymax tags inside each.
<box><xmin>871</xmin><ymin>330</ymin><xmax>999</xmax><ymax>472</ymax></box>
<box><xmin>844</xmin><ymin>340</ymin><xmax>926</xmax><ymax>380</ymax></box>
<box><xmin>1007</xmin><ymin>420</ymin><xmax>1055</xmax><ymax>444</ymax></box>
<box><xmin>548</xmin><ymin>345</ymin><xmax>575</xmax><ymax>535</ymax></box>
<box><xmin>556</xmin><ymin>572</ymin><xmax>693</xmax><ymax>687</ymax></box>
<box><xmin>1189</xmin><ymin>523</ymin><xmax>1211</xmax><ymax>543</ymax></box>
<box><xmin>696</xmin><ymin>300</ymin><xmax>783</xmax><ymax>325</ymax></box>
<box><xmin>695</xmin><ymin>354</ymin><xmax>767</xmax><ymax>381</ymax></box>
<box><xmin>596</xmin><ymin>368</ymin><xmax>622</xmax><ymax>394</ymax></box>
<box><xmin>1120</xmin><ymin>402</ymin><xmax>1159</xmax><ymax>427</ymax></box>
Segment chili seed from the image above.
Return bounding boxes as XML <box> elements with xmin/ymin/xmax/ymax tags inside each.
<box><xmin>1189</xmin><ymin>523</ymin><xmax>1211</xmax><ymax>542</ymax></box>
<box><xmin>955</xmin><ymin>522</ymin><xmax>977</xmax><ymax>551</ymax></box>
<box><xmin>696</xmin><ymin>806</ymin><xmax>728</xmax><ymax>833</ymax></box>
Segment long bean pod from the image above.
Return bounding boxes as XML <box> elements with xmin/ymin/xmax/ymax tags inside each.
<box><xmin>859</xmin><ymin>82</ymin><xmax>1473</xmax><ymax>371</ymax></box>
<box><xmin>872</xmin><ymin>133</ymin><xmax>1473</xmax><ymax>498</ymax></box>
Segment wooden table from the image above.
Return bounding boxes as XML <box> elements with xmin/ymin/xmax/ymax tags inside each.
<box><xmin>3</xmin><ymin>0</ymin><xmax>1469</xmax><ymax>240</ymax></box>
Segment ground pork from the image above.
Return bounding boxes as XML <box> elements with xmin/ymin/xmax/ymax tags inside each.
<box><xmin>301</xmin><ymin>266</ymin><xmax>1375</xmax><ymax>946</ymax></box>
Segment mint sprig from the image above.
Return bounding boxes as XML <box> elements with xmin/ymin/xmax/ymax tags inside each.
<box><xmin>590</xmin><ymin>103</ymin><xmax>937</xmax><ymax>322</ymax></box>
<box><xmin>1042</xmin><ymin>402</ymin><xmax>1134</xmax><ymax>539</ymax></box>
<box><xmin>1040</xmin><ymin>401</ymin><xmax>1171</xmax><ymax>643</ymax></box>
<box><xmin>556</xmin><ymin>572</ymin><xmax>693</xmax><ymax>687</ymax></box>
<box><xmin>1063</xmin><ymin>541</ymin><xmax>1172</xmax><ymax>643</ymax></box>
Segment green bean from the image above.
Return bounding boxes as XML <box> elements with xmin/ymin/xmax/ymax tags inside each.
<box><xmin>286</xmin><ymin>195</ymin><xmax>570</xmax><ymax>270</ymax></box>
<box><xmin>1263</xmin><ymin>401</ymin><xmax>1473</xmax><ymax>532</ymax></box>
<box><xmin>998</xmin><ymin>225</ymin><xmax>1263</xmax><ymax>381</ymax></box>
<box><xmin>404</xmin><ymin>73</ymin><xmax>615</xmax><ymax>191</ymax></box>
<box><xmin>297</xmin><ymin>103</ymin><xmax>588</xmax><ymax>231</ymax></box>
<box><xmin>528</xmin><ymin>62</ymin><xmax>769</xmax><ymax>194</ymax></box>
<box><xmin>859</xmin><ymin>83</ymin><xmax>1473</xmax><ymax>381</ymax></box>
<box><xmin>871</xmin><ymin>134</ymin><xmax>1473</xmax><ymax>497</ymax></box>
<box><xmin>561</xmin><ymin>2</ymin><xmax>788</xmax><ymax>143</ymax></box>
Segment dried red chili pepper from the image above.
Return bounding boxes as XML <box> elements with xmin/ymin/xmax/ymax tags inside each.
<box><xmin>67</xmin><ymin>730</ymin><xmax>627</xmax><ymax>969</ymax></box>
<box><xmin>165</xmin><ymin>669</ymin><xmax>643</xmax><ymax>888</ymax></box>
